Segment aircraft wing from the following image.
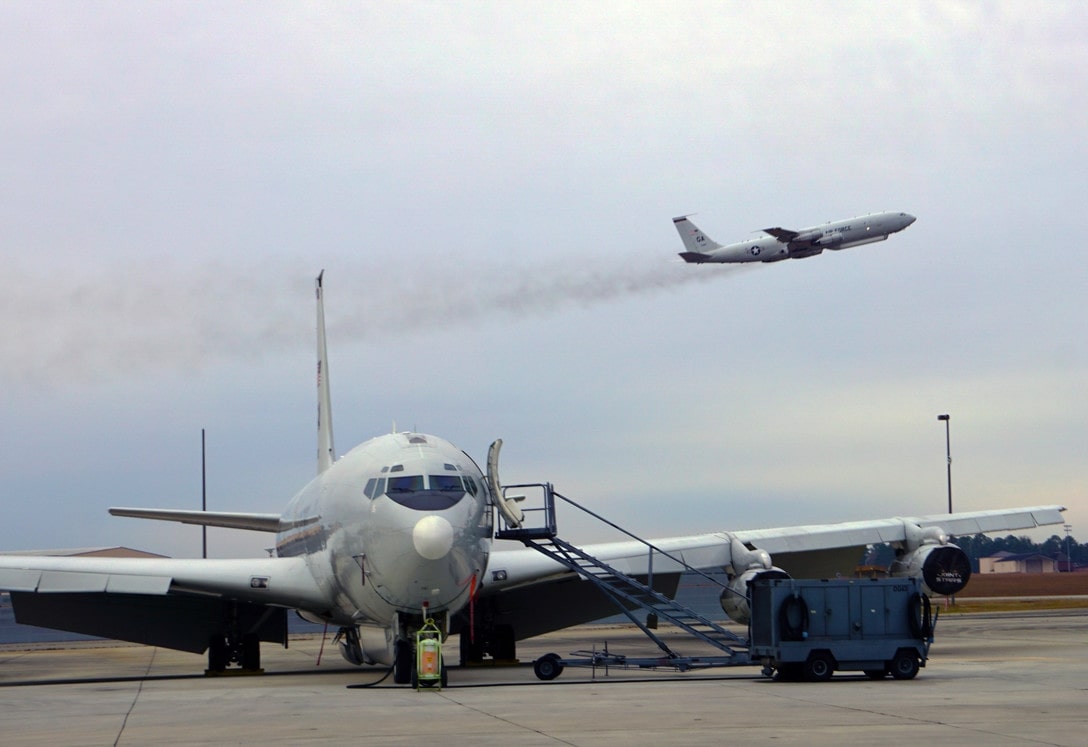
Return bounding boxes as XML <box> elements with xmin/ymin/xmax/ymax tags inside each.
<box><xmin>0</xmin><ymin>555</ymin><xmax>329</xmax><ymax>651</ymax></box>
<box><xmin>108</xmin><ymin>507</ymin><xmax>317</xmax><ymax>532</ymax></box>
<box><xmin>477</xmin><ymin>504</ymin><xmax>1065</xmax><ymax>639</ymax></box>
<box><xmin>763</xmin><ymin>227</ymin><xmax>799</xmax><ymax>242</ymax></box>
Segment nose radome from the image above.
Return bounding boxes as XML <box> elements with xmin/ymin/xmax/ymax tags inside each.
<box><xmin>412</xmin><ymin>515</ymin><xmax>454</xmax><ymax>560</ymax></box>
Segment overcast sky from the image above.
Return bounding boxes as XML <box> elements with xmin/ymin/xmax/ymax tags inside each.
<box><xmin>1</xmin><ymin>1</ymin><xmax>1084</xmax><ymax>558</ymax></box>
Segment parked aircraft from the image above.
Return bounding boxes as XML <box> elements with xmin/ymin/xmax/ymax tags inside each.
<box><xmin>0</xmin><ymin>272</ymin><xmax>1063</xmax><ymax>686</ymax></box>
<box><xmin>674</xmin><ymin>211</ymin><xmax>916</xmax><ymax>263</ymax></box>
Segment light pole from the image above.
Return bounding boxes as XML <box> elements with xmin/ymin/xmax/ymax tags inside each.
<box><xmin>1065</xmin><ymin>524</ymin><xmax>1073</xmax><ymax>572</ymax></box>
<box><xmin>937</xmin><ymin>414</ymin><xmax>952</xmax><ymax>514</ymax></box>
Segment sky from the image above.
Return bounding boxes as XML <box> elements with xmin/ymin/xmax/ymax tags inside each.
<box><xmin>1</xmin><ymin>1</ymin><xmax>1084</xmax><ymax>559</ymax></box>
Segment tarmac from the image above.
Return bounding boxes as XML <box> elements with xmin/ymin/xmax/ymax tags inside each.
<box><xmin>1</xmin><ymin>611</ymin><xmax>1085</xmax><ymax>746</ymax></box>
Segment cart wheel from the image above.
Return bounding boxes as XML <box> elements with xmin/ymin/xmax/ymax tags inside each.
<box><xmin>890</xmin><ymin>650</ymin><xmax>920</xmax><ymax>680</ymax></box>
<box><xmin>864</xmin><ymin>669</ymin><xmax>887</xmax><ymax>680</ymax></box>
<box><xmin>533</xmin><ymin>653</ymin><xmax>564</xmax><ymax>681</ymax></box>
<box><xmin>802</xmin><ymin>652</ymin><xmax>835</xmax><ymax>682</ymax></box>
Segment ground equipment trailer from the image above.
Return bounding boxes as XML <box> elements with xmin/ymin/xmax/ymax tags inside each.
<box><xmin>749</xmin><ymin>576</ymin><xmax>935</xmax><ymax>681</ymax></box>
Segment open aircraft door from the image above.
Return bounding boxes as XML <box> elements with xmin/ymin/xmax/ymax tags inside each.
<box><xmin>487</xmin><ymin>439</ymin><xmax>523</xmax><ymax>529</ymax></box>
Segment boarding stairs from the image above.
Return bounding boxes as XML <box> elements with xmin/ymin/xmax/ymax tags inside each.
<box><xmin>494</xmin><ymin>482</ymin><xmax>749</xmax><ymax>665</ymax></box>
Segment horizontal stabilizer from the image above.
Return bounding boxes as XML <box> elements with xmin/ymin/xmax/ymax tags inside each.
<box><xmin>679</xmin><ymin>252</ymin><xmax>713</xmax><ymax>264</ymax></box>
<box><xmin>108</xmin><ymin>507</ymin><xmax>313</xmax><ymax>533</ymax></box>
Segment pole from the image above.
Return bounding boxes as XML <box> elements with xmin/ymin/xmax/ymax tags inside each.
<box><xmin>937</xmin><ymin>414</ymin><xmax>952</xmax><ymax>514</ymax></box>
<box><xmin>1065</xmin><ymin>524</ymin><xmax>1073</xmax><ymax>572</ymax></box>
<box><xmin>202</xmin><ymin>428</ymin><xmax>207</xmax><ymax>559</ymax></box>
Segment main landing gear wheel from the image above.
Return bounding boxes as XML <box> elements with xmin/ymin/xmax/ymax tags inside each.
<box><xmin>533</xmin><ymin>653</ymin><xmax>564</xmax><ymax>681</ymax></box>
<box><xmin>394</xmin><ymin>640</ymin><xmax>413</xmax><ymax>685</ymax></box>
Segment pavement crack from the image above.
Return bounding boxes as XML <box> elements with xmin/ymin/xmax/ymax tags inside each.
<box><xmin>437</xmin><ymin>691</ymin><xmax>578</xmax><ymax>745</ymax></box>
<box><xmin>113</xmin><ymin>647</ymin><xmax>157</xmax><ymax>746</ymax></box>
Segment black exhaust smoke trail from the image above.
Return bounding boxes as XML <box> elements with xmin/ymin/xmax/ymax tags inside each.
<box><xmin>336</xmin><ymin>258</ymin><xmax>757</xmax><ymax>339</ymax></box>
<box><xmin>4</xmin><ymin>258</ymin><xmax>756</xmax><ymax>387</ymax></box>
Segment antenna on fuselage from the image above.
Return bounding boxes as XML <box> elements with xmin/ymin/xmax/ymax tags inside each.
<box><xmin>316</xmin><ymin>271</ymin><xmax>336</xmax><ymax>474</ymax></box>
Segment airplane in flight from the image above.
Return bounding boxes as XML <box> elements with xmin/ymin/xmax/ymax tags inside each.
<box><xmin>674</xmin><ymin>211</ymin><xmax>916</xmax><ymax>263</ymax></box>
<box><xmin>0</xmin><ymin>272</ymin><xmax>1064</xmax><ymax>686</ymax></box>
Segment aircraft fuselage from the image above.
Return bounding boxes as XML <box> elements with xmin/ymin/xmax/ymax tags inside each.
<box><xmin>675</xmin><ymin>211</ymin><xmax>916</xmax><ymax>264</ymax></box>
<box><xmin>276</xmin><ymin>432</ymin><xmax>491</xmax><ymax>629</ymax></box>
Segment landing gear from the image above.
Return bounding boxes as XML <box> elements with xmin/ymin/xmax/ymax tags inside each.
<box><xmin>493</xmin><ymin>624</ymin><xmax>516</xmax><ymax>661</ymax></box>
<box><xmin>205</xmin><ymin>632</ymin><xmax>262</xmax><ymax>674</ymax></box>
<box><xmin>460</xmin><ymin>629</ymin><xmax>484</xmax><ymax>665</ymax></box>
<box><xmin>207</xmin><ymin>634</ymin><xmax>228</xmax><ymax>672</ymax></box>
<box><xmin>393</xmin><ymin>639</ymin><xmax>413</xmax><ymax>685</ymax></box>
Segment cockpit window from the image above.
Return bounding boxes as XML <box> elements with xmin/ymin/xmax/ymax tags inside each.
<box><xmin>382</xmin><ymin>473</ymin><xmax>468</xmax><ymax>510</ymax></box>
<box><xmin>388</xmin><ymin>475</ymin><xmax>425</xmax><ymax>493</ymax></box>
<box><xmin>363</xmin><ymin>477</ymin><xmax>387</xmax><ymax>500</ymax></box>
<box><xmin>430</xmin><ymin>474</ymin><xmax>464</xmax><ymax>492</ymax></box>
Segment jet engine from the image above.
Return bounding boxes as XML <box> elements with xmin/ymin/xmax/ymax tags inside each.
<box><xmin>791</xmin><ymin>230</ymin><xmax>822</xmax><ymax>244</ymax></box>
<box><xmin>718</xmin><ymin>535</ymin><xmax>790</xmax><ymax>624</ymax></box>
<box><xmin>888</xmin><ymin>519</ymin><xmax>972</xmax><ymax>596</ymax></box>
<box><xmin>815</xmin><ymin>232</ymin><xmax>844</xmax><ymax>247</ymax></box>
<box><xmin>719</xmin><ymin>567</ymin><xmax>791</xmax><ymax>625</ymax></box>
<box><xmin>890</xmin><ymin>543</ymin><xmax>971</xmax><ymax>596</ymax></box>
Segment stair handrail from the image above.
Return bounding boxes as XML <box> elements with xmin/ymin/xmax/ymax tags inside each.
<box><xmin>547</xmin><ymin>487</ymin><xmax>730</xmax><ymax>594</ymax></box>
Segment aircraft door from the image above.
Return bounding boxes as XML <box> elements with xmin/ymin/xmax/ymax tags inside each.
<box><xmin>487</xmin><ymin>439</ymin><xmax>523</xmax><ymax>529</ymax></box>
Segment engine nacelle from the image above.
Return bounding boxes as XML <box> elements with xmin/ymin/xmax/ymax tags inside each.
<box><xmin>719</xmin><ymin>567</ymin><xmax>790</xmax><ymax>625</ymax></box>
<box><xmin>815</xmin><ymin>232</ymin><xmax>844</xmax><ymax>247</ymax></box>
<box><xmin>791</xmin><ymin>230</ymin><xmax>822</xmax><ymax>244</ymax></box>
<box><xmin>337</xmin><ymin>625</ymin><xmax>396</xmax><ymax>666</ymax></box>
<box><xmin>889</xmin><ymin>543</ymin><xmax>972</xmax><ymax>596</ymax></box>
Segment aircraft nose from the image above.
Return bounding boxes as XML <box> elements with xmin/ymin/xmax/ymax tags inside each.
<box><xmin>904</xmin><ymin>213</ymin><xmax>917</xmax><ymax>226</ymax></box>
<box><xmin>412</xmin><ymin>515</ymin><xmax>454</xmax><ymax>560</ymax></box>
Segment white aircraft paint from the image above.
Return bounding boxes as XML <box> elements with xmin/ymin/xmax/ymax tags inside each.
<box><xmin>674</xmin><ymin>211</ymin><xmax>916</xmax><ymax>263</ymax></box>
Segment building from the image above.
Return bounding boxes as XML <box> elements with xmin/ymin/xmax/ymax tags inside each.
<box><xmin>0</xmin><ymin>547</ymin><xmax>166</xmax><ymax>559</ymax></box>
<box><xmin>979</xmin><ymin>551</ymin><xmax>1059</xmax><ymax>574</ymax></box>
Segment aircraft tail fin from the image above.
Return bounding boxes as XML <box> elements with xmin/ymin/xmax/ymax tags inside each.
<box><xmin>673</xmin><ymin>216</ymin><xmax>720</xmax><ymax>262</ymax></box>
<box><xmin>316</xmin><ymin>271</ymin><xmax>335</xmax><ymax>474</ymax></box>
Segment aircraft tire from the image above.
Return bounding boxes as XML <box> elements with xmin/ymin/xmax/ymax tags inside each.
<box><xmin>241</xmin><ymin>633</ymin><xmax>261</xmax><ymax>671</ymax></box>
<box><xmin>207</xmin><ymin>635</ymin><xmax>228</xmax><ymax>672</ymax></box>
<box><xmin>394</xmin><ymin>640</ymin><xmax>412</xmax><ymax>685</ymax></box>
<box><xmin>493</xmin><ymin>624</ymin><xmax>516</xmax><ymax>661</ymax></box>
<box><xmin>460</xmin><ymin>631</ymin><xmax>483</xmax><ymax>665</ymax></box>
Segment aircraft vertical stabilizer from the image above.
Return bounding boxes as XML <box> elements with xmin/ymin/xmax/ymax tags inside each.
<box><xmin>316</xmin><ymin>271</ymin><xmax>335</xmax><ymax>474</ymax></box>
<box><xmin>672</xmin><ymin>215</ymin><xmax>721</xmax><ymax>262</ymax></box>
